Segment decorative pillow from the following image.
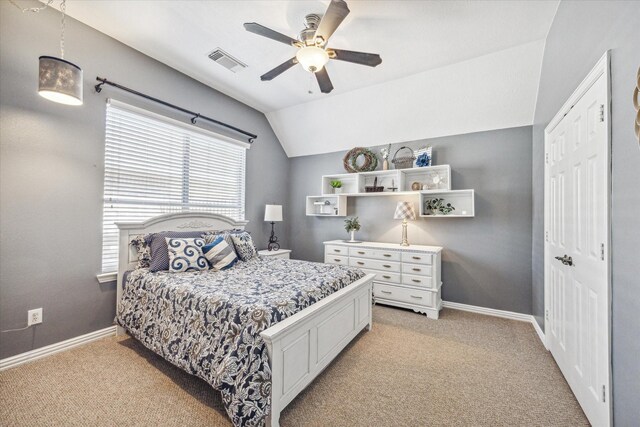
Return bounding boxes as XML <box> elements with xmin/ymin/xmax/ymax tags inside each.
<box><xmin>165</xmin><ymin>237</ymin><xmax>208</xmax><ymax>272</ymax></box>
<box><xmin>203</xmin><ymin>236</ymin><xmax>238</xmax><ymax>271</ymax></box>
<box><xmin>147</xmin><ymin>231</ymin><xmax>204</xmax><ymax>272</ymax></box>
<box><xmin>230</xmin><ymin>232</ymin><xmax>257</xmax><ymax>262</ymax></box>
<box><xmin>201</xmin><ymin>229</ymin><xmax>244</xmax><ymax>246</ymax></box>
<box><xmin>130</xmin><ymin>234</ymin><xmax>151</xmax><ymax>269</ymax></box>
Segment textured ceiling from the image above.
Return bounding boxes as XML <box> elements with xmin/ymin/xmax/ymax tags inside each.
<box><xmin>60</xmin><ymin>0</ymin><xmax>559</xmax><ymax>156</ymax></box>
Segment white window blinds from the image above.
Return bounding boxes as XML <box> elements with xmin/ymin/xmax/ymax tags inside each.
<box><xmin>101</xmin><ymin>100</ymin><xmax>247</xmax><ymax>273</ymax></box>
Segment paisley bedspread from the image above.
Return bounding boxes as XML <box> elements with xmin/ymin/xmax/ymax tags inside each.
<box><xmin>116</xmin><ymin>257</ymin><xmax>365</xmax><ymax>426</ymax></box>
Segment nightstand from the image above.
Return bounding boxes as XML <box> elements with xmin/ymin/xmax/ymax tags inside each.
<box><xmin>258</xmin><ymin>249</ymin><xmax>291</xmax><ymax>260</ymax></box>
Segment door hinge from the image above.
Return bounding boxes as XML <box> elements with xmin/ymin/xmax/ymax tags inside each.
<box><xmin>602</xmin><ymin>385</ymin><xmax>606</xmax><ymax>403</ymax></box>
<box><xmin>545</xmin><ymin>231</ymin><xmax>549</xmax><ymax>242</ymax></box>
<box><xmin>545</xmin><ymin>152</ymin><xmax>549</xmax><ymax>164</ymax></box>
<box><xmin>601</xmin><ymin>243</ymin><xmax>605</xmax><ymax>261</ymax></box>
<box><xmin>545</xmin><ymin>309</ymin><xmax>549</xmax><ymax>321</ymax></box>
<box><xmin>599</xmin><ymin>104</ymin><xmax>605</xmax><ymax>122</ymax></box>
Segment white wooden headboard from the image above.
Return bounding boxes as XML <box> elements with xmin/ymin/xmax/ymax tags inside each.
<box><xmin>115</xmin><ymin>212</ymin><xmax>248</xmax><ymax>310</ymax></box>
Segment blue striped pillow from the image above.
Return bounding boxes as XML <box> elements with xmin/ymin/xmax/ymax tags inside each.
<box><xmin>203</xmin><ymin>236</ymin><xmax>238</xmax><ymax>271</ymax></box>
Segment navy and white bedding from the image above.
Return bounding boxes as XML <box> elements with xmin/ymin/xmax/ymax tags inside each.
<box><xmin>116</xmin><ymin>256</ymin><xmax>365</xmax><ymax>426</ymax></box>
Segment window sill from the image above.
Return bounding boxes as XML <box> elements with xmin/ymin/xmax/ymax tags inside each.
<box><xmin>97</xmin><ymin>272</ymin><xmax>117</xmax><ymax>284</ymax></box>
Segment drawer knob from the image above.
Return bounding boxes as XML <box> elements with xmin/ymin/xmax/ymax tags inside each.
<box><xmin>383</xmin><ymin>264</ymin><xmax>391</xmax><ymax>268</ymax></box>
<box><xmin>382</xmin><ymin>275</ymin><xmax>391</xmax><ymax>279</ymax></box>
<box><xmin>357</xmin><ymin>261</ymin><xmax>364</xmax><ymax>265</ymax></box>
<box><xmin>412</xmin><ymin>279</ymin><xmax>421</xmax><ymax>283</ymax></box>
<box><xmin>412</xmin><ymin>256</ymin><xmax>421</xmax><ymax>260</ymax></box>
<box><xmin>334</xmin><ymin>259</ymin><xmax>341</xmax><ymax>262</ymax></box>
<box><xmin>334</xmin><ymin>249</ymin><xmax>341</xmax><ymax>253</ymax></box>
<box><xmin>383</xmin><ymin>254</ymin><xmax>391</xmax><ymax>257</ymax></box>
<box><xmin>410</xmin><ymin>295</ymin><xmax>423</xmax><ymax>299</ymax></box>
<box><xmin>412</xmin><ymin>268</ymin><xmax>421</xmax><ymax>272</ymax></box>
<box><xmin>380</xmin><ymin>290</ymin><xmax>392</xmax><ymax>294</ymax></box>
<box><xmin>358</xmin><ymin>251</ymin><xmax>365</xmax><ymax>254</ymax></box>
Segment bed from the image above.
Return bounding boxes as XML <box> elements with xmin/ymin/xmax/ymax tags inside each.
<box><xmin>115</xmin><ymin>212</ymin><xmax>374</xmax><ymax>427</ymax></box>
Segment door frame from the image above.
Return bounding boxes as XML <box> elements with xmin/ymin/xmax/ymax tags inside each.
<box><xmin>543</xmin><ymin>50</ymin><xmax>612</xmax><ymax>424</ymax></box>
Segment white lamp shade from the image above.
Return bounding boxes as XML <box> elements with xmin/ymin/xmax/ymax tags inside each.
<box><xmin>264</xmin><ymin>204</ymin><xmax>283</xmax><ymax>222</ymax></box>
<box><xmin>295</xmin><ymin>46</ymin><xmax>329</xmax><ymax>72</ymax></box>
<box><xmin>393</xmin><ymin>201</ymin><xmax>416</xmax><ymax>220</ymax></box>
<box><xmin>38</xmin><ymin>56</ymin><xmax>83</xmax><ymax>106</ymax></box>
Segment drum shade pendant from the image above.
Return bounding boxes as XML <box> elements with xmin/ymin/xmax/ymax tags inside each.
<box><xmin>38</xmin><ymin>0</ymin><xmax>83</xmax><ymax>106</ymax></box>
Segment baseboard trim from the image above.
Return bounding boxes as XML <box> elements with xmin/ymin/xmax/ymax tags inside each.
<box><xmin>0</xmin><ymin>326</ymin><xmax>117</xmax><ymax>371</ymax></box>
<box><xmin>531</xmin><ymin>317</ymin><xmax>547</xmax><ymax>349</ymax></box>
<box><xmin>442</xmin><ymin>301</ymin><xmax>546</xmax><ymax>348</ymax></box>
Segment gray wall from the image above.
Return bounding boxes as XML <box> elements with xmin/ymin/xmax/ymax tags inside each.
<box><xmin>289</xmin><ymin>126</ymin><xmax>533</xmax><ymax>314</ymax></box>
<box><xmin>0</xmin><ymin>3</ymin><xmax>289</xmax><ymax>359</ymax></box>
<box><xmin>531</xmin><ymin>1</ymin><xmax>640</xmax><ymax>424</ymax></box>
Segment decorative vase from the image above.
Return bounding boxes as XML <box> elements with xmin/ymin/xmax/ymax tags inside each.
<box><xmin>349</xmin><ymin>230</ymin><xmax>356</xmax><ymax>242</ymax></box>
<box><xmin>383</xmin><ymin>159</ymin><xmax>389</xmax><ymax>170</ymax></box>
<box><xmin>334</xmin><ymin>188</ymin><xmax>342</xmax><ymax>194</ymax></box>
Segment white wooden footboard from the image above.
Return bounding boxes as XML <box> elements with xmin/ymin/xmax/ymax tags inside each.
<box><xmin>261</xmin><ymin>273</ymin><xmax>374</xmax><ymax>427</ymax></box>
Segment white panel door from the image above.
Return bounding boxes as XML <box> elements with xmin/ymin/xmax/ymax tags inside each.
<box><xmin>545</xmin><ymin>67</ymin><xmax>610</xmax><ymax>427</ymax></box>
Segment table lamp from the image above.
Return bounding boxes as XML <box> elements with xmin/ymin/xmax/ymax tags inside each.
<box><xmin>394</xmin><ymin>201</ymin><xmax>416</xmax><ymax>246</ymax></box>
<box><xmin>264</xmin><ymin>204</ymin><xmax>283</xmax><ymax>251</ymax></box>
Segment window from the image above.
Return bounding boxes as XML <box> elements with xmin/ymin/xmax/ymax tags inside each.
<box><xmin>101</xmin><ymin>100</ymin><xmax>247</xmax><ymax>273</ymax></box>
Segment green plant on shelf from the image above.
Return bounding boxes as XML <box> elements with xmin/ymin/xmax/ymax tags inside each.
<box><xmin>330</xmin><ymin>180</ymin><xmax>343</xmax><ymax>188</ymax></box>
<box><xmin>424</xmin><ymin>198</ymin><xmax>455</xmax><ymax>215</ymax></box>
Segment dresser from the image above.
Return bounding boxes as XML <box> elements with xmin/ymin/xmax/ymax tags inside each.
<box><xmin>324</xmin><ymin>240</ymin><xmax>443</xmax><ymax>319</ymax></box>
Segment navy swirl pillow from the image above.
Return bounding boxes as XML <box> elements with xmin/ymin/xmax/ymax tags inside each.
<box><xmin>147</xmin><ymin>231</ymin><xmax>204</xmax><ymax>272</ymax></box>
<box><xmin>165</xmin><ymin>238</ymin><xmax>208</xmax><ymax>272</ymax></box>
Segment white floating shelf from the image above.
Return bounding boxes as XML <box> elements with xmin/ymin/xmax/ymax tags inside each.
<box><xmin>312</xmin><ymin>166</ymin><xmax>474</xmax><ymax>218</ymax></box>
<box><xmin>306</xmin><ymin>195</ymin><xmax>347</xmax><ymax>217</ymax></box>
<box><xmin>419</xmin><ymin>189</ymin><xmax>475</xmax><ymax>218</ymax></box>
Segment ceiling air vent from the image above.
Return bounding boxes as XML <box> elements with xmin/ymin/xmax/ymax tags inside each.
<box><xmin>208</xmin><ymin>49</ymin><xmax>247</xmax><ymax>73</ymax></box>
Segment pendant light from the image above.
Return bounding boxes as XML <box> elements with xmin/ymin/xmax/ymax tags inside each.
<box><xmin>38</xmin><ymin>0</ymin><xmax>83</xmax><ymax>106</ymax></box>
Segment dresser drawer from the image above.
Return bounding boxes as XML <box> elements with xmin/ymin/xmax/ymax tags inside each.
<box><xmin>402</xmin><ymin>263</ymin><xmax>433</xmax><ymax>277</ymax></box>
<box><xmin>349</xmin><ymin>247</ymin><xmax>401</xmax><ymax>261</ymax></box>
<box><xmin>349</xmin><ymin>257</ymin><xmax>401</xmax><ymax>273</ymax></box>
<box><xmin>360</xmin><ymin>268</ymin><xmax>402</xmax><ymax>285</ymax></box>
<box><xmin>401</xmin><ymin>252</ymin><xmax>432</xmax><ymax>264</ymax></box>
<box><xmin>401</xmin><ymin>273</ymin><xmax>435</xmax><ymax>289</ymax></box>
<box><xmin>325</xmin><ymin>245</ymin><xmax>348</xmax><ymax>256</ymax></box>
<box><xmin>325</xmin><ymin>254</ymin><xmax>348</xmax><ymax>266</ymax></box>
<box><xmin>373</xmin><ymin>283</ymin><xmax>437</xmax><ymax>308</ymax></box>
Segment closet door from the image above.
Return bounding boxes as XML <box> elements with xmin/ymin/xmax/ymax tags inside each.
<box><xmin>544</xmin><ymin>62</ymin><xmax>610</xmax><ymax>427</ymax></box>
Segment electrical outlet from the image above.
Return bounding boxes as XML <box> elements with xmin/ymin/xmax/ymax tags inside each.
<box><xmin>27</xmin><ymin>308</ymin><xmax>42</xmax><ymax>326</ymax></box>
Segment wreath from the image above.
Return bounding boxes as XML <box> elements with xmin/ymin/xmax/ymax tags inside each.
<box><xmin>343</xmin><ymin>147</ymin><xmax>379</xmax><ymax>173</ymax></box>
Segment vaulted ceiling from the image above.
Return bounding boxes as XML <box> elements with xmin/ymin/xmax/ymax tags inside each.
<box><xmin>61</xmin><ymin>0</ymin><xmax>559</xmax><ymax>157</ymax></box>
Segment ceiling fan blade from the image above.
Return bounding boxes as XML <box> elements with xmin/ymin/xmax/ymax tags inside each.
<box><xmin>244</xmin><ymin>22</ymin><xmax>298</xmax><ymax>46</ymax></box>
<box><xmin>315</xmin><ymin>68</ymin><xmax>334</xmax><ymax>94</ymax></box>
<box><xmin>314</xmin><ymin>0</ymin><xmax>350</xmax><ymax>45</ymax></box>
<box><xmin>329</xmin><ymin>49</ymin><xmax>382</xmax><ymax>67</ymax></box>
<box><xmin>260</xmin><ymin>58</ymin><xmax>298</xmax><ymax>81</ymax></box>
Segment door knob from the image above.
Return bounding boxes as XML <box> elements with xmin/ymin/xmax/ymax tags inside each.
<box><xmin>554</xmin><ymin>255</ymin><xmax>574</xmax><ymax>266</ymax></box>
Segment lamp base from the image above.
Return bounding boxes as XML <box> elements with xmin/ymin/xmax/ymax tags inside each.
<box><xmin>267</xmin><ymin>222</ymin><xmax>280</xmax><ymax>251</ymax></box>
<box><xmin>400</xmin><ymin>219</ymin><xmax>410</xmax><ymax>246</ymax></box>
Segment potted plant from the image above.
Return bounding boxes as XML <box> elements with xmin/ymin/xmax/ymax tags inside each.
<box><xmin>344</xmin><ymin>217</ymin><xmax>361</xmax><ymax>242</ymax></box>
<box><xmin>330</xmin><ymin>180</ymin><xmax>343</xmax><ymax>194</ymax></box>
<box><xmin>423</xmin><ymin>198</ymin><xmax>455</xmax><ymax>215</ymax></box>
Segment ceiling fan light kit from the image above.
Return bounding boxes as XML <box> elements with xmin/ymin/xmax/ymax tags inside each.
<box><xmin>296</xmin><ymin>46</ymin><xmax>329</xmax><ymax>73</ymax></box>
<box><xmin>244</xmin><ymin>0</ymin><xmax>381</xmax><ymax>94</ymax></box>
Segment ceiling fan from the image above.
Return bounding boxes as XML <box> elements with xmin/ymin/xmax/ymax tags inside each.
<box><xmin>244</xmin><ymin>0</ymin><xmax>382</xmax><ymax>94</ymax></box>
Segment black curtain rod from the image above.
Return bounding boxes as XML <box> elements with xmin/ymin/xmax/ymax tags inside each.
<box><xmin>94</xmin><ymin>77</ymin><xmax>257</xmax><ymax>143</ymax></box>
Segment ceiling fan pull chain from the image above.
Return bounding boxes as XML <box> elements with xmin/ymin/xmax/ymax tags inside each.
<box><xmin>307</xmin><ymin>73</ymin><xmax>314</xmax><ymax>95</ymax></box>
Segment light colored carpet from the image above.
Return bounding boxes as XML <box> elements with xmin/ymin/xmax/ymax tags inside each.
<box><xmin>0</xmin><ymin>306</ymin><xmax>588</xmax><ymax>426</ymax></box>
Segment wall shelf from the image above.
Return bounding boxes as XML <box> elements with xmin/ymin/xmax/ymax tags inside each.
<box><xmin>306</xmin><ymin>195</ymin><xmax>347</xmax><ymax>217</ymax></box>
<box><xmin>419</xmin><ymin>189</ymin><xmax>475</xmax><ymax>217</ymax></box>
<box><xmin>310</xmin><ymin>165</ymin><xmax>474</xmax><ymax>218</ymax></box>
